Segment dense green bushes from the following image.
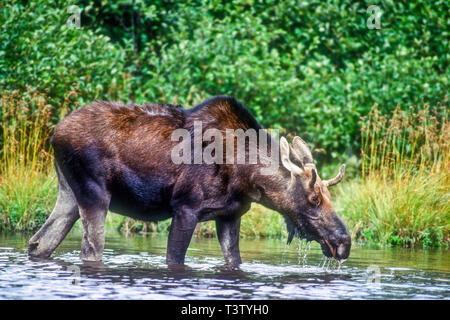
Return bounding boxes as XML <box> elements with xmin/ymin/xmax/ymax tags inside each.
<box><xmin>0</xmin><ymin>0</ymin><xmax>132</xmax><ymax>113</ymax></box>
<box><xmin>1</xmin><ymin>0</ymin><xmax>448</xmax><ymax>164</ymax></box>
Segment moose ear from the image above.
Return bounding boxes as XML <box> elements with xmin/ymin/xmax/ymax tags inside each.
<box><xmin>280</xmin><ymin>137</ymin><xmax>293</xmax><ymax>172</ymax></box>
<box><xmin>292</xmin><ymin>136</ymin><xmax>314</xmax><ymax>164</ymax></box>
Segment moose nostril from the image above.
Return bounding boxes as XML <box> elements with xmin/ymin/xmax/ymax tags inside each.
<box><xmin>337</xmin><ymin>243</ymin><xmax>346</xmax><ymax>257</ymax></box>
<box><xmin>336</xmin><ymin>236</ymin><xmax>351</xmax><ymax>259</ymax></box>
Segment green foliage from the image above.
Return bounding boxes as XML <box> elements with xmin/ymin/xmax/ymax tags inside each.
<box><xmin>336</xmin><ymin>174</ymin><xmax>449</xmax><ymax>248</ymax></box>
<box><xmin>1</xmin><ymin>0</ymin><xmax>448</xmax><ymax>164</ymax></box>
<box><xmin>0</xmin><ymin>170</ymin><xmax>57</xmax><ymax>232</ymax></box>
<box><xmin>0</xmin><ymin>0</ymin><xmax>132</xmax><ymax>114</ymax></box>
<box><xmin>81</xmin><ymin>0</ymin><xmax>448</xmax><ymax>164</ymax></box>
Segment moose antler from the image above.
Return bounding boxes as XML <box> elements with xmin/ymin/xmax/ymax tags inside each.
<box><xmin>281</xmin><ymin>136</ymin><xmax>345</xmax><ymax>189</ymax></box>
<box><xmin>323</xmin><ymin>164</ymin><xmax>346</xmax><ymax>187</ymax></box>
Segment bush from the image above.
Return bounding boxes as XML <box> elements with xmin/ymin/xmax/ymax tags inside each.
<box><xmin>1</xmin><ymin>0</ymin><xmax>448</xmax><ymax>164</ymax></box>
<box><xmin>0</xmin><ymin>0</ymin><xmax>132</xmax><ymax>115</ymax></box>
<box><xmin>80</xmin><ymin>0</ymin><xmax>449</xmax><ymax>164</ymax></box>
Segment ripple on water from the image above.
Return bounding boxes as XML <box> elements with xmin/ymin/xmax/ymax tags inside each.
<box><xmin>0</xmin><ymin>234</ymin><xmax>448</xmax><ymax>300</ymax></box>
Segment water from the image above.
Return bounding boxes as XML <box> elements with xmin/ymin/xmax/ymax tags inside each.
<box><xmin>0</xmin><ymin>230</ymin><xmax>448</xmax><ymax>299</ymax></box>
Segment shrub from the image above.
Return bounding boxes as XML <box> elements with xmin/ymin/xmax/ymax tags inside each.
<box><xmin>80</xmin><ymin>0</ymin><xmax>449</xmax><ymax>164</ymax></box>
<box><xmin>0</xmin><ymin>0</ymin><xmax>132</xmax><ymax>114</ymax></box>
<box><xmin>2</xmin><ymin>0</ymin><xmax>447</xmax><ymax>164</ymax></box>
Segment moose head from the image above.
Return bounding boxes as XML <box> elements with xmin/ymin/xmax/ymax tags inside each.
<box><xmin>256</xmin><ymin>136</ymin><xmax>351</xmax><ymax>261</ymax></box>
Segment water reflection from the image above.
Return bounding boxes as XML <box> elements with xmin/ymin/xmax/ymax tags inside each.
<box><xmin>0</xmin><ymin>230</ymin><xmax>448</xmax><ymax>299</ymax></box>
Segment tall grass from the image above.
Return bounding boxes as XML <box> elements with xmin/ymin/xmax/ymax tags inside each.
<box><xmin>0</xmin><ymin>90</ymin><xmax>58</xmax><ymax>231</ymax></box>
<box><xmin>336</xmin><ymin>101</ymin><xmax>449</xmax><ymax>248</ymax></box>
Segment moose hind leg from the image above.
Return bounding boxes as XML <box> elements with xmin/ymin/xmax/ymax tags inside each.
<box><xmin>28</xmin><ymin>167</ymin><xmax>80</xmax><ymax>258</ymax></box>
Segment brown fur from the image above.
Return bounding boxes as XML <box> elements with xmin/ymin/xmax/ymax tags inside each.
<box><xmin>29</xmin><ymin>96</ymin><xmax>351</xmax><ymax>265</ymax></box>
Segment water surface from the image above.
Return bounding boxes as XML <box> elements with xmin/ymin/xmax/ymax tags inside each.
<box><xmin>0</xmin><ymin>230</ymin><xmax>448</xmax><ymax>299</ymax></box>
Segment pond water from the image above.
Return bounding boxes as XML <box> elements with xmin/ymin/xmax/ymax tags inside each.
<box><xmin>0</xmin><ymin>230</ymin><xmax>448</xmax><ymax>300</ymax></box>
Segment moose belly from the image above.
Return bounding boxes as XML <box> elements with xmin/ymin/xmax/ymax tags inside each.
<box><xmin>107</xmin><ymin>171</ymin><xmax>173</xmax><ymax>222</ymax></box>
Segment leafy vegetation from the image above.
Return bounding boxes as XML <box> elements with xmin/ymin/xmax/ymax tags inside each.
<box><xmin>1</xmin><ymin>0</ymin><xmax>448</xmax><ymax>163</ymax></box>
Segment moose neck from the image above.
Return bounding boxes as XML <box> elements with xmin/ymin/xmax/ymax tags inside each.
<box><xmin>243</xmin><ymin>156</ymin><xmax>294</xmax><ymax>215</ymax></box>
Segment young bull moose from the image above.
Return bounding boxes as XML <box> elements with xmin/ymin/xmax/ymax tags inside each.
<box><xmin>28</xmin><ymin>96</ymin><xmax>351</xmax><ymax>266</ymax></box>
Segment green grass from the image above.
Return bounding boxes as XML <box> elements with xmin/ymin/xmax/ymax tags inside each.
<box><xmin>335</xmin><ymin>173</ymin><xmax>449</xmax><ymax>248</ymax></box>
<box><xmin>0</xmin><ymin>90</ymin><xmax>57</xmax><ymax>232</ymax></box>
<box><xmin>0</xmin><ymin>171</ymin><xmax>56</xmax><ymax>232</ymax></box>
<box><xmin>335</xmin><ymin>102</ymin><xmax>449</xmax><ymax>248</ymax></box>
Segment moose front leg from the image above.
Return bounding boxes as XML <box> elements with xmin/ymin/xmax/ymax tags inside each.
<box><xmin>166</xmin><ymin>208</ymin><xmax>198</xmax><ymax>265</ymax></box>
<box><xmin>77</xmin><ymin>182</ymin><xmax>110</xmax><ymax>262</ymax></box>
<box><xmin>79</xmin><ymin>206</ymin><xmax>108</xmax><ymax>262</ymax></box>
<box><xmin>216</xmin><ymin>217</ymin><xmax>242</xmax><ymax>266</ymax></box>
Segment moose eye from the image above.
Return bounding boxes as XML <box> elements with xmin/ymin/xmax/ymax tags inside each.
<box><xmin>308</xmin><ymin>194</ymin><xmax>321</xmax><ymax>207</ymax></box>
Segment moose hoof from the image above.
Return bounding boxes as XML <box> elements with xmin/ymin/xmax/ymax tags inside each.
<box><xmin>28</xmin><ymin>240</ymin><xmax>51</xmax><ymax>259</ymax></box>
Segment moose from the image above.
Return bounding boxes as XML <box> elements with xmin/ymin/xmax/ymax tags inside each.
<box><xmin>28</xmin><ymin>96</ymin><xmax>351</xmax><ymax>266</ymax></box>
